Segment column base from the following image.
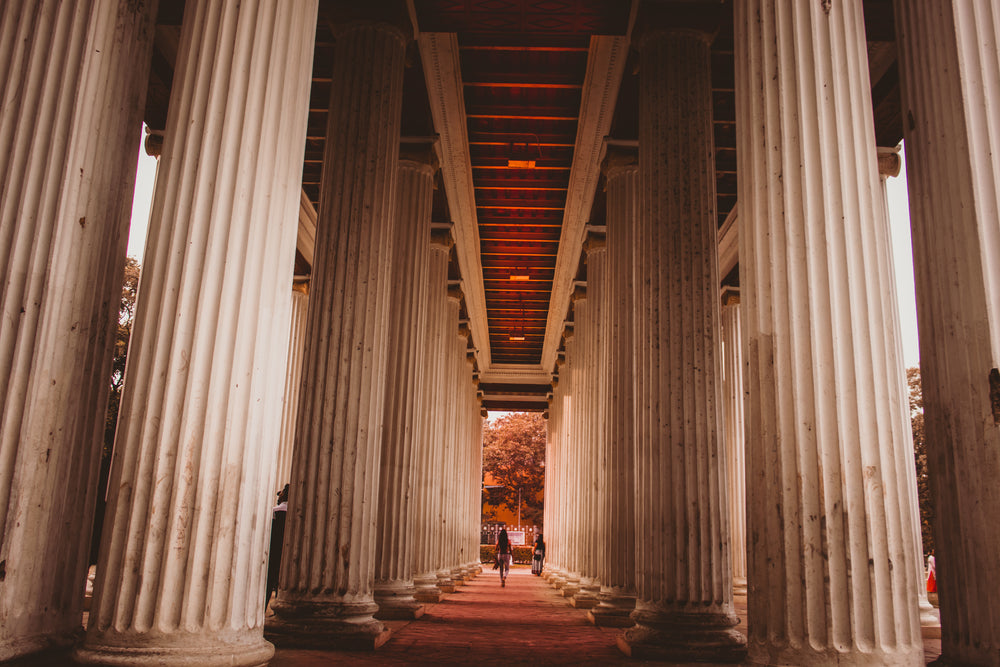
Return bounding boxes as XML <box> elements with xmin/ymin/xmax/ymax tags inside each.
<box><xmin>413</xmin><ymin>573</ymin><xmax>442</xmax><ymax>603</ymax></box>
<box><xmin>617</xmin><ymin>605</ymin><xmax>747</xmax><ymax>663</ymax></box>
<box><xmin>450</xmin><ymin>566</ymin><xmax>467</xmax><ymax>585</ymax></box>
<box><xmin>588</xmin><ymin>591</ymin><xmax>636</xmax><ymax>627</ymax></box>
<box><xmin>732</xmin><ymin>576</ymin><xmax>748</xmax><ymax>596</ymax></box>
<box><xmin>571</xmin><ymin>578</ymin><xmax>600</xmax><ymax>608</ymax></box>
<box><xmin>435</xmin><ymin>571</ymin><xmax>456</xmax><ymax>594</ymax></box>
<box><xmin>748</xmin><ymin>642</ymin><xmax>924</xmax><ymax>667</ymax></box>
<box><xmin>75</xmin><ymin>635</ymin><xmax>274</xmax><ymax>667</ymax></box>
<box><xmin>266</xmin><ymin>598</ymin><xmax>390</xmax><ymax>650</ymax></box>
<box><xmin>1</xmin><ymin>628</ymin><xmax>80</xmax><ymax>663</ymax></box>
<box><xmin>374</xmin><ymin>581</ymin><xmax>424</xmax><ymax>620</ymax></box>
<box><xmin>918</xmin><ymin>594</ymin><xmax>940</xmax><ymax>627</ymax></box>
<box><xmin>560</xmin><ymin>576</ymin><xmax>581</xmax><ymax>597</ymax></box>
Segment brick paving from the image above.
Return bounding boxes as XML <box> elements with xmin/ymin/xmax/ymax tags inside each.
<box><xmin>6</xmin><ymin>566</ymin><xmax>942</xmax><ymax>665</ymax></box>
<box><xmin>271</xmin><ymin>565</ymin><xmax>943</xmax><ymax>667</ymax></box>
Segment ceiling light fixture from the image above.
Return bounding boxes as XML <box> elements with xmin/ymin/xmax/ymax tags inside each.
<box><xmin>507</xmin><ymin>135</ymin><xmax>541</xmax><ymax>169</ymax></box>
<box><xmin>509</xmin><ymin>269</ymin><xmax>530</xmax><ymax>281</ymax></box>
<box><xmin>509</xmin><ymin>301</ymin><xmax>526</xmax><ymax>341</ymax></box>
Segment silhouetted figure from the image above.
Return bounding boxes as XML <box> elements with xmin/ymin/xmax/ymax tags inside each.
<box><xmin>531</xmin><ymin>534</ymin><xmax>545</xmax><ymax>576</ymax></box>
<box><xmin>265</xmin><ymin>484</ymin><xmax>289</xmax><ymax>611</ymax></box>
<box><xmin>497</xmin><ymin>528</ymin><xmax>512</xmax><ymax>587</ymax></box>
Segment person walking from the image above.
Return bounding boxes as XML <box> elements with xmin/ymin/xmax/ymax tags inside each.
<box><xmin>497</xmin><ymin>527</ymin><xmax>513</xmax><ymax>587</ymax></box>
<box><xmin>531</xmin><ymin>533</ymin><xmax>545</xmax><ymax>576</ymax></box>
<box><xmin>264</xmin><ymin>484</ymin><xmax>289</xmax><ymax>611</ymax></box>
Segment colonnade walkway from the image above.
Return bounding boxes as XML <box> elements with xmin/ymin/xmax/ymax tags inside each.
<box><xmin>5</xmin><ymin>566</ymin><xmax>943</xmax><ymax>665</ymax></box>
<box><xmin>270</xmin><ymin>567</ymin><xmax>941</xmax><ymax>666</ymax></box>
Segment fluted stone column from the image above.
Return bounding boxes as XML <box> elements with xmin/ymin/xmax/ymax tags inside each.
<box><xmin>545</xmin><ymin>362</ymin><xmax>567</xmax><ymax>585</ymax></box>
<box><xmin>0</xmin><ymin>2</ymin><xmax>156</xmax><ymax>660</ymax></box>
<box><xmin>551</xmin><ymin>342</ymin><xmax>573</xmax><ymax>590</ymax></box>
<box><xmin>720</xmin><ymin>289</ymin><xmax>747</xmax><ymax>595</ymax></box>
<box><xmin>622</xmin><ymin>24</ymin><xmax>745</xmax><ymax>663</ymax></box>
<box><xmin>76</xmin><ymin>2</ymin><xmax>317</xmax><ymax>665</ymax></box>
<box><xmin>589</xmin><ymin>150</ymin><xmax>637</xmax><ymax>628</ymax></box>
<box><xmin>560</xmin><ymin>309</ymin><xmax>583</xmax><ymax>599</ymax></box>
<box><xmin>275</xmin><ymin>285</ymin><xmax>309</xmax><ymax>492</ymax></box>
<box><xmin>895</xmin><ymin>2</ymin><xmax>1000</xmax><ymax>661</ymax></box>
<box><xmin>266</xmin><ymin>14</ymin><xmax>407</xmax><ymax>651</ymax></box>
<box><xmin>876</xmin><ymin>149</ymin><xmax>938</xmax><ymax>629</ymax></box>
<box><xmin>572</xmin><ymin>235</ymin><xmax>605</xmax><ymax>610</ymax></box>
<box><xmin>373</xmin><ymin>151</ymin><xmax>436</xmax><ymax>620</ymax></box>
<box><xmin>735</xmin><ymin>2</ymin><xmax>924</xmax><ymax>665</ymax></box>
<box><xmin>412</xmin><ymin>227</ymin><xmax>452</xmax><ymax>603</ymax></box>
<box><xmin>433</xmin><ymin>289</ymin><xmax>462</xmax><ymax>594</ymax></box>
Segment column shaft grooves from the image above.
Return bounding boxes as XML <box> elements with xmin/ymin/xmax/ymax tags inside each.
<box><xmin>737</xmin><ymin>1</ymin><xmax>923</xmax><ymax>663</ymax></box>
<box><xmin>894</xmin><ymin>0</ymin><xmax>1000</xmax><ymax>661</ymax></box>
<box><xmin>78</xmin><ymin>2</ymin><xmax>315</xmax><ymax>664</ymax></box>
<box><xmin>1</xmin><ymin>0</ymin><xmax>156</xmax><ymax>659</ymax></box>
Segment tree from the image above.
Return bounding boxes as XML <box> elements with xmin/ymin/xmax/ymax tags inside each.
<box><xmin>482</xmin><ymin>412</ymin><xmax>546</xmax><ymax>527</ymax></box>
<box><xmin>907</xmin><ymin>366</ymin><xmax>934</xmax><ymax>557</ymax></box>
<box><xmin>90</xmin><ymin>257</ymin><xmax>140</xmax><ymax>564</ymax></box>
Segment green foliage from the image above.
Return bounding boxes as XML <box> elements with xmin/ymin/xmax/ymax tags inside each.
<box><xmin>91</xmin><ymin>258</ymin><xmax>140</xmax><ymax>564</ymax></box>
<box><xmin>482</xmin><ymin>412</ymin><xmax>546</xmax><ymax>526</ymax></box>
<box><xmin>907</xmin><ymin>367</ymin><xmax>934</xmax><ymax>557</ymax></box>
<box><xmin>479</xmin><ymin>544</ymin><xmax>535</xmax><ymax>564</ymax></box>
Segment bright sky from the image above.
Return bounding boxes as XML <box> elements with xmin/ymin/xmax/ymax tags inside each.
<box><xmin>126</xmin><ymin>130</ymin><xmax>921</xmax><ymax>379</ymax></box>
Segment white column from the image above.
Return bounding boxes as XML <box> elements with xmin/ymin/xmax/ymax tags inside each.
<box><xmin>434</xmin><ymin>289</ymin><xmax>462</xmax><ymax>593</ymax></box>
<box><xmin>895</xmin><ymin>2</ymin><xmax>1000</xmax><ymax>661</ymax></box>
<box><xmin>373</xmin><ymin>152</ymin><xmax>436</xmax><ymax>620</ymax></box>
<box><xmin>560</xmin><ymin>304</ymin><xmax>583</xmax><ymax>599</ymax></box>
<box><xmin>720</xmin><ymin>289</ymin><xmax>746</xmax><ymax>595</ymax></box>
<box><xmin>412</xmin><ymin>228</ymin><xmax>452</xmax><ymax>603</ymax></box>
<box><xmin>573</xmin><ymin>234</ymin><xmax>605</xmax><ymax>610</ymax></box>
<box><xmin>274</xmin><ymin>285</ymin><xmax>309</xmax><ymax>492</ymax></box>
<box><xmin>735</xmin><ymin>2</ymin><xmax>924</xmax><ymax>664</ymax></box>
<box><xmin>76</xmin><ymin>2</ymin><xmax>316</xmax><ymax>665</ymax></box>
<box><xmin>623</xmin><ymin>23</ymin><xmax>744</xmax><ymax>663</ymax></box>
<box><xmin>876</xmin><ymin>149</ymin><xmax>937</xmax><ymax>629</ymax></box>
<box><xmin>589</xmin><ymin>149</ymin><xmax>637</xmax><ymax>627</ymax></box>
<box><xmin>267</xmin><ymin>15</ymin><xmax>406</xmax><ymax>651</ymax></box>
<box><xmin>0</xmin><ymin>2</ymin><xmax>155</xmax><ymax>660</ymax></box>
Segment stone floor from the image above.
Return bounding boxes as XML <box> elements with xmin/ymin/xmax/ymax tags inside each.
<box><xmin>9</xmin><ymin>566</ymin><xmax>942</xmax><ymax>666</ymax></box>
<box><xmin>270</xmin><ymin>566</ymin><xmax>943</xmax><ymax>666</ymax></box>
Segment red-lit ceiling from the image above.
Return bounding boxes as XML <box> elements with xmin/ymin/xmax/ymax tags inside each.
<box><xmin>417</xmin><ymin>0</ymin><xmax>630</xmax><ymax>365</ymax></box>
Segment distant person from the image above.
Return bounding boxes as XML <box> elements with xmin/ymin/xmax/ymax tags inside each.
<box><xmin>496</xmin><ymin>528</ymin><xmax>512</xmax><ymax>587</ymax></box>
<box><xmin>927</xmin><ymin>552</ymin><xmax>937</xmax><ymax>593</ymax></box>
<box><xmin>531</xmin><ymin>534</ymin><xmax>545</xmax><ymax>576</ymax></box>
<box><xmin>265</xmin><ymin>484</ymin><xmax>289</xmax><ymax>611</ymax></box>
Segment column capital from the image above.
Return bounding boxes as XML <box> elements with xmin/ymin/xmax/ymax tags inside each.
<box><xmin>602</xmin><ymin>143</ymin><xmax>638</xmax><ymax>180</ymax></box>
<box><xmin>571</xmin><ymin>283</ymin><xmax>587</xmax><ymax>303</ymax></box>
<box><xmin>447</xmin><ymin>284</ymin><xmax>463</xmax><ymax>303</ymax></box>
<box><xmin>400</xmin><ymin>136</ymin><xmax>440</xmax><ymax>174</ymax></box>
<box><xmin>634</xmin><ymin>2</ymin><xmax>723</xmax><ymax>47</ymax></box>
<box><xmin>430</xmin><ymin>223</ymin><xmax>454</xmax><ymax>250</ymax></box>
<box><xmin>327</xmin><ymin>1</ymin><xmax>413</xmax><ymax>43</ymax></box>
<box><xmin>292</xmin><ymin>280</ymin><xmax>310</xmax><ymax>295</ymax></box>
<box><xmin>721</xmin><ymin>286</ymin><xmax>740</xmax><ymax>307</ymax></box>
<box><xmin>877</xmin><ymin>147</ymin><xmax>901</xmax><ymax>177</ymax></box>
<box><xmin>584</xmin><ymin>227</ymin><xmax>607</xmax><ymax>255</ymax></box>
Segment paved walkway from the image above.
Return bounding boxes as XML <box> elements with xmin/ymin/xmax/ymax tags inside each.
<box><xmin>272</xmin><ymin>565</ymin><xmax>943</xmax><ymax>667</ymax></box>
<box><xmin>7</xmin><ymin>566</ymin><xmax>942</xmax><ymax>665</ymax></box>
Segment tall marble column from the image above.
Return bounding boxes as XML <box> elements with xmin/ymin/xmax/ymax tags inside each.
<box><xmin>621</xmin><ymin>23</ymin><xmax>745</xmax><ymax>663</ymax></box>
<box><xmin>77</xmin><ymin>2</ymin><xmax>317</xmax><ymax>665</ymax></box>
<box><xmin>560</xmin><ymin>305</ymin><xmax>583</xmax><ymax>599</ymax></box>
<box><xmin>735</xmin><ymin>2</ymin><xmax>924</xmax><ymax>664</ymax></box>
<box><xmin>433</xmin><ymin>288</ymin><xmax>462</xmax><ymax>594</ymax></box>
<box><xmin>267</xmin><ymin>12</ymin><xmax>407</xmax><ymax>651</ymax></box>
<box><xmin>0</xmin><ymin>1</ymin><xmax>156</xmax><ymax>660</ymax></box>
<box><xmin>275</xmin><ymin>285</ymin><xmax>309</xmax><ymax>492</ymax></box>
<box><xmin>895</xmin><ymin>2</ymin><xmax>1000</xmax><ymax>662</ymax></box>
<box><xmin>589</xmin><ymin>149</ymin><xmax>637</xmax><ymax>628</ymax></box>
<box><xmin>720</xmin><ymin>288</ymin><xmax>747</xmax><ymax>595</ymax></box>
<box><xmin>412</xmin><ymin>227</ymin><xmax>452</xmax><ymax>603</ymax></box>
<box><xmin>573</xmin><ymin>234</ymin><xmax>605</xmax><ymax>610</ymax></box>
<box><xmin>876</xmin><ymin>149</ymin><xmax>938</xmax><ymax>629</ymax></box>
<box><xmin>373</xmin><ymin>149</ymin><xmax>436</xmax><ymax>620</ymax></box>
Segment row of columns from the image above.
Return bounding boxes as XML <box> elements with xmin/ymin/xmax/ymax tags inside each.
<box><xmin>2</xmin><ymin>1</ymin><xmax>487</xmax><ymax>664</ymax></box>
<box><xmin>542</xmin><ymin>2</ymin><xmax>1000</xmax><ymax>665</ymax></box>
